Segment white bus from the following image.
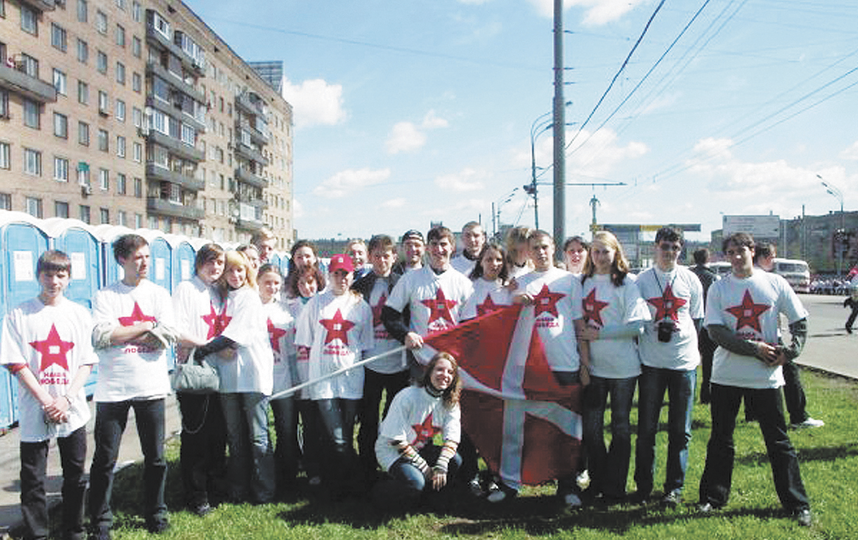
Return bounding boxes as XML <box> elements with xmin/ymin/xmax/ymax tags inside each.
<box><xmin>772</xmin><ymin>258</ymin><xmax>811</xmax><ymax>293</ymax></box>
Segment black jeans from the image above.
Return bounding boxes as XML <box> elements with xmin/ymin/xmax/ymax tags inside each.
<box><xmin>781</xmin><ymin>362</ymin><xmax>809</xmax><ymax>425</ymax></box>
<box><xmin>20</xmin><ymin>426</ymin><xmax>87</xmax><ymax>540</ymax></box>
<box><xmin>89</xmin><ymin>399</ymin><xmax>167</xmax><ymax>530</ymax></box>
<box><xmin>699</xmin><ymin>384</ymin><xmax>809</xmax><ymax>512</ymax></box>
<box><xmin>357</xmin><ymin>369</ymin><xmax>409</xmax><ymax>479</ymax></box>
<box><xmin>177</xmin><ymin>392</ymin><xmax>228</xmax><ymax>508</ymax></box>
<box><xmin>316</xmin><ymin>398</ymin><xmax>360</xmax><ymax>495</ymax></box>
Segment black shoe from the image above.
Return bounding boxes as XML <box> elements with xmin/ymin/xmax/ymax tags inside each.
<box><xmin>697</xmin><ymin>502</ymin><xmax>721</xmax><ymax>513</ymax></box>
<box><xmin>146</xmin><ymin>520</ymin><xmax>170</xmax><ymax>534</ymax></box>
<box><xmin>88</xmin><ymin>527</ymin><xmax>111</xmax><ymax>540</ymax></box>
<box><xmin>794</xmin><ymin>508</ymin><xmax>812</xmax><ymax>527</ymax></box>
<box><xmin>846</xmin><ymin>327</ymin><xmax>853</xmax><ymax>334</ymax></box>
<box><xmin>192</xmin><ymin>502</ymin><xmax>213</xmax><ymax>517</ymax></box>
<box><xmin>628</xmin><ymin>490</ymin><xmax>652</xmax><ymax>505</ymax></box>
<box><xmin>661</xmin><ymin>490</ymin><xmax>682</xmax><ymax>507</ymax></box>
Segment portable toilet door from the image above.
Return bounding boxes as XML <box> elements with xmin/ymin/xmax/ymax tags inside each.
<box><xmin>165</xmin><ymin>234</ymin><xmax>196</xmax><ymax>290</ymax></box>
<box><xmin>0</xmin><ymin>212</ymin><xmax>50</xmax><ymax>428</ymax></box>
<box><xmin>43</xmin><ymin>218</ymin><xmax>101</xmax><ymax>310</ymax></box>
<box><xmin>92</xmin><ymin>224</ymin><xmax>134</xmax><ymax>288</ymax></box>
<box><xmin>144</xmin><ymin>232</ymin><xmax>173</xmax><ymax>293</ymax></box>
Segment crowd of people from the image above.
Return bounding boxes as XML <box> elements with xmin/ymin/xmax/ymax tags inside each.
<box><xmin>1</xmin><ymin>222</ymin><xmax>826</xmax><ymax>539</ymax></box>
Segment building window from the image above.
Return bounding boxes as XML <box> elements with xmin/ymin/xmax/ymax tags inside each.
<box><xmin>116</xmin><ymin>135</ymin><xmax>126</xmax><ymax>157</ymax></box>
<box><xmin>77</xmin><ymin>165</ymin><xmax>89</xmax><ymax>187</ymax></box>
<box><xmin>181</xmin><ymin>124</ymin><xmax>196</xmax><ymax>146</ymax></box>
<box><xmin>53</xmin><ymin>156</ymin><xmax>69</xmax><ymax>182</ymax></box>
<box><xmin>26</xmin><ymin>197</ymin><xmax>43</xmax><ymax>218</ymax></box>
<box><xmin>53</xmin><ymin>112</ymin><xmax>68</xmax><ymax>138</ymax></box>
<box><xmin>132</xmin><ymin>36</ymin><xmax>141</xmax><ymax>58</ymax></box>
<box><xmin>76</xmin><ymin>38</ymin><xmax>88</xmax><ymax>63</ymax></box>
<box><xmin>95</xmin><ymin>10</ymin><xmax>107</xmax><ymax>34</ymax></box>
<box><xmin>97</xmin><ymin>51</ymin><xmax>107</xmax><ymax>74</ymax></box>
<box><xmin>77</xmin><ymin>0</ymin><xmax>88</xmax><ymax>23</ymax></box>
<box><xmin>51</xmin><ymin>24</ymin><xmax>67</xmax><ymax>52</ymax></box>
<box><xmin>20</xmin><ymin>54</ymin><xmax>38</xmax><ymax>77</ymax></box>
<box><xmin>132</xmin><ymin>72</ymin><xmax>142</xmax><ymax>93</ymax></box>
<box><xmin>132</xmin><ymin>1</ymin><xmax>141</xmax><ymax>22</ymax></box>
<box><xmin>133</xmin><ymin>142</ymin><xmax>142</xmax><ymax>162</ymax></box>
<box><xmin>115</xmin><ymin>99</ymin><xmax>125</xmax><ymax>121</ymax></box>
<box><xmin>0</xmin><ymin>142</ymin><xmax>10</xmax><ymax>169</ymax></box>
<box><xmin>151</xmin><ymin>11</ymin><xmax>171</xmax><ymax>39</ymax></box>
<box><xmin>134</xmin><ymin>177</ymin><xmax>142</xmax><ymax>198</ymax></box>
<box><xmin>77</xmin><ymin>81</ymin><xmax>88</xmax><ymax>105</ymax></box>
<box><xmin>115</xmin><ymin>62</ymin><xmax>125</xmax><ymax>85</ymax></box>
<box><xmin>132</xmin><ymin>107</ymin><xmax>142</xmax><ymax>127</ymax></box>
<box><xmin>0</xmin><ymin>90</ymin><xmax>7</xmax><ymax>118</ymax></box>
<box><xmin>99</xmin><ymin>207</ymin><xmax>109</xmax><ymax>224</ymax></box>
<box><xmin>117</xmin><ymin>210</ymin><xmax>127</xmax><ymax>226</ymax></box>
<box><xmin>23</xmin><ymin>100</ymin><xmax>40</xmax><ymax>129</ymax></box>
<box><xmin>78</xmin><ymin>121</ymin><xmax>89</xmax><ymax>146</ymax></box>
<box><xmin>79</xmin><ymin>205</ymin><xmax>90</xmax><ymax>224</ymax></box>
<box><xmin>99</xmin><ymin>168</ymin><xmax>109</xmax><ymax>190</ymax></box>
<box><xmin>97</xmin><ymin>129</ymin><xmax>108</xmax><ymax>152</ymax></box>
<box><xmin>55</xmin><ymin>201</ymin><xmax>70</xmax><ymax>218</ymax></box>
<box><xmin>21</xmin><ymin>5</ymin><xmax>37</xmax><ymax>35</ymax></box>
<box><xmin>0</xmin><ymin>193</ymin><xmax>10</xmax><ymax>211</ymax></box>
<box><xmin>117</xmin><ymin>173</ymin><xmax>127</xmax><ymax>195</ymax></box>
<box><xmin>98</xmin><ymin>91</ymin><xmax>108</xmax><ymax>114</ymax></box>
<box><xmin>115</xmin><ymin>24</ymin><xmax>125</xmax><ymax>47</ymax></box>
<box><xmin>52</xmin><ymin>69</ymin><xmax>67</xmax><ymax>95</ymax></box>
<box><xmin>23</xmin><ymin>148</ymin><xmax>41</xmax><ymax>176</ymax></box>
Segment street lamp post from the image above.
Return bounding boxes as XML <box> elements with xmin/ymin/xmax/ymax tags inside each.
<box><xmin>818</xmin><ymin>174</ymin><xmax>845</xmax><ymax>277</ymax></box>
<box><xmin>529</xmin><ymin>113</ymin><xmax>553</xmax><ymax>229</ymax></box>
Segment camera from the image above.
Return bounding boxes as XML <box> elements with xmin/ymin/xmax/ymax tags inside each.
<box><xmin>657</xmin><ymin>320</ymin><xmax>676</xmax><ymax>342</ymax></box>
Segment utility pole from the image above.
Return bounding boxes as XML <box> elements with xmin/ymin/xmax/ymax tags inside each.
<box><xmin>552</xmin><ymin>0</ymin><xmax>565</xmax><ymax>252</ymax></box>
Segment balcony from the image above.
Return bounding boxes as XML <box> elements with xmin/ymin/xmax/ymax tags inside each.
<box><xmin>235</xmin><ymin>142</ymin><xmax>268</xmax><ymax>167</ymax></box>
<box><xmin>147</xmin><ymin>131</ymin><xmax>205</xmax><ymax>162</ymax></box>
<box><xmin>145</xmin><ymin>25</ymin><xmax>204</xmax><ymax>77</ymax></box>
<box><xmin>235</xmin><ymin>167</ymin><xmax>268</xmax><ymax>189</ymax></box>
<box><xmin>19</xmin><ymin>0</ymin><xmax>55</xmax><ymax>11</ymax></box>
<box><xmin>146</xmin><ymin>163</ymin><xmax>205</xmax><ymax>192</ymax></box>
<box><xmin>145</xmin><ymin>61</ymin><xmax>205</xmax><ymax>103</ymax></box>
<box><xmin>147</xmin><ymin>197</ymin><xmax>204</xmax><ymax>221</ymax></box>
<box><xmin>236</xmin><ymin>217</ymin><xmax>266</xmax><ymax>232</ymax></box>
<box><xmin>0</xmin><ymin>63</ymin><xmax>57</xmax><ymax>103</ymax></box>
<box><xmin>236</xmin><ymin>120</ymin><xmax>269</xmax><ymax>146</ymax></box>
<box><xmin>145</xmin><ymin>96</ymin><xmax>206</xmax><ymax>134</ymax></box>
<box><xmin>235</xmin><ymin>92</ymin><xmax>265</xmax><ymax>117</ymax></box>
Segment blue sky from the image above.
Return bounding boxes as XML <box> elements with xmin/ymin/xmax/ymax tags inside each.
<box><xmin>184</xmin><ymin>0</ymin><xmax>858</xmax><ymax>243</ymax></box>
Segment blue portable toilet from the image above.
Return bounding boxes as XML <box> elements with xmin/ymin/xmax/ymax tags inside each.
<box><xmin>93</xmin><ymin>224</ymin><xmax>135</xmax><ymax>288</ymax></box>
<box><xmin>268</xmin><ymin>251</ymin><xmax>281</xmax><ymax>271</ymax></box>
<box><xmin>0</xmin><ymin>211</ymin><xmax>50</xmax><ymax>428</ymax></box>
<box><xmin>165</xmin><ymin>234</ymin><xmax>196</xmax><ymax>291</ymax></box>
<box><xmin>141</xmin><ymin>230</ymin><xmax>173</xmax><ymax>294</ymax></box>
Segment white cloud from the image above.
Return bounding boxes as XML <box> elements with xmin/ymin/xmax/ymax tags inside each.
<box><xmin>281</xmin><ymin>77</ymin><xmax>346</xmax><ymax>128</ymax></box>
<box><xmin>293</xmin><ymin>198</ymin><xmax>304</xmax><ymax>219</ymax></box>
<box><xmin>381</xmin><ymin>198</ymin><xmax>407</xmax><ymax>209</ymax></box>
<box><xmin>435</xmin><ymin>168</ymin><xmax>490</xmax><ymax>192</ymax></box>
<box><xmin>312</xmin><ymin>168</ymin><xmax>391</xmax><ymax>199</ymax></box>
<box><xmin>840</xmin><ymin>140</ymin><xmax>858</xmax><ymax>160</ymax></box>
<box><xmin>527</xmin><ymin>0</ymin><xmax>644</xmax><ymax>24</ymax></box>
<box><xmin>385</xmin><ymin>110</ymin><xmax>449</xmax><ymax>154</ymax></box>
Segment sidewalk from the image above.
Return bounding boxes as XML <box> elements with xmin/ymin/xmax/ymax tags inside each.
<box><xmin>0</xmin><ymin>396</ymin><xmax>182</xmax><ymax>536</ymax></box>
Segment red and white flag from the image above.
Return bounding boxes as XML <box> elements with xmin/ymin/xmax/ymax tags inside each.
<box><xmin>426</xmin><ymin>304</ymin><xmax>582</xmax><ymax>489</ymax></box>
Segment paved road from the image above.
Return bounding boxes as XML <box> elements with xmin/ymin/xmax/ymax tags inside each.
<box><xmin>0</xmin><ymin>293</ymin><xmax>854</xmax><ymax>535</ymax></box>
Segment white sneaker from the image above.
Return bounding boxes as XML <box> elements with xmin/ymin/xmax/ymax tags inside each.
<box><xmin>576</xmin><ymin>469</ymin><xmax>590</xmax><ymax>489</ymax></box>
<box><xmin>792</xmin><ymin>417</ymin><xmax>824</xmax><ymax>429</ymax></box>
<box><xmin>308</xmin><ymin>476</ymin><xmax>322</xmax><ymax>486</ymax></box>
<box><xmin>564</xmin><ymin>493</ymin><xmax>583</xmax><ymax>508</ymax></box>
<box><xmin>487</xmin><ymin>489</ymin><xmax>508</xmax><ymax>503</ymax></box>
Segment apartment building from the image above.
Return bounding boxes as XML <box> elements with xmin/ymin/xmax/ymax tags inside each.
<box><xmin>0</xmin><ymin>0</ymin><xmax>294</xmax><ymax>248</ymax></box>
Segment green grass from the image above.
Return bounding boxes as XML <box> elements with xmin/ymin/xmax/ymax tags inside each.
<box><xmin>49</xmin><ymin>370</ymin><xmax>858</xmax><ymax>539</ymax></box>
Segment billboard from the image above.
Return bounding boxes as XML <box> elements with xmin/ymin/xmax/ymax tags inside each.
<box><xmin>722</xmin><ymin>215</ymin><xmax>780</xmax><ymax>239</ymax></box>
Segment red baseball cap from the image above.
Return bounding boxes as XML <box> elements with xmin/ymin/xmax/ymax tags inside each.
<box><xmin>328</xmin><ymin>253</ymin><xmax>355</xmax><ymax>274</ymax></box>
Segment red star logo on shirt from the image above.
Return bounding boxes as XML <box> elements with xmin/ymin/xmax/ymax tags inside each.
<box><xmin>30</xmin><ymin>324</ymin><xmax>75</xmax><ymax>372</ymax></box>
<box><xmin>582</xmin><ymin>289</ymin><xmax>609</xmax><ymax>327</ymax></box>
<box><xmin>201</xmin><ymin>302</ymin><xmax>221</xmax><ymax>339</ymax></box>
<box><xmin>533</xmin><ymin>284</ymin><xmax>566</xmax><ymax>318</ymax></box>
<box><xmin>477</xmin><ymin>295</ymin><xmax>502</xmax><ymax>317</ymax></box>
<box><xmin>371</xmin><ymin>292</ymin><xmax>387</xmax><ymax>328</ymax></box>
<box><xmin>267</xmin><ymin>318</ymin><xmax>288</xmax><ymax>353</ymax></box>
<box><xmin>726</xmin><ymin>290</ymin><xmax>770</xmax><ymax>333</ymax></box>
<box><xmin>117</xmin><ymin>302</ymin><xmax>157</xmax><ymax>327</ymax></box>
<box><xmin>421</xmin><ymin>288</ymin><xmax>458</xmax><ymax>327</ymax></box>
<box><xmin>214</xmin><ymin>299</ymin><xmax>232</xmax><ymax>335</ymax></box>
<box><xmin>647</xmin><ymin>283</ymin><xmax>687</xmax><ymax>322</ymax></box>
<box><xmin>411</xmin><ymin>413</ymin><xmax>440</xmax><ymax>447</ymax></box>
<box><xmin>320</xmin><ymin>309</ymin><xmax>356</xmax><ymax>346</ymax></box>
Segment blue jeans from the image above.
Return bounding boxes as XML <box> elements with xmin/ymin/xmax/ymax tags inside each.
<box><xmin>316</xmin><ymin>398</ymin><xmax>360</xmax><ymax>495</ymax></box>
<box><xmin>220</xmin><ymin>392</ymin><xmax>275</xmax><ymax>503</ymax></box>
<box><xmin>21</xmin><ymin>426</ymin><xmax>87</xmax><ymax>540</ymax></box>
<box><xmin>582</xmin><ymin>375</ymin><xmax>637</xmax><ymax>498</ymax></box>
<box><xmin>635</xmin><ymin>366</ymin><xmax>695</xmax><ymax>496</ymax></box>
<box><xmin>270</xmin><ymin>396</ymin><xmax>299</xmax><ymax>491</ymax></box>
<box><xmin>89</xmin><ymin>399</ymin><xmax>166</xmax><ymax>530</ymax></box>
<box><xmin>389</xmin><ymin>445</ymin><xmax>463</xmax><ymax>495</ymax></box>
<box><xmin>699</xmin><ymin>384</ymin><xmax>810</xmax><ymax>511</ymax></box>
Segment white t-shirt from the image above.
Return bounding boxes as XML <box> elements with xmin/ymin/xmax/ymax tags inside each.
<box><xmin>295</xmin><ymin>290</ymin><xmax>373</xmax><ymax>400</ymax></box>
<box><xmin>172</xmin><ymin>276</ymin><xmax>225</xmax><ymax>346</ymax></box>
<box><xmin>363</xmin><ymin>277</ymin><xmax>407</xmax><ymax>375</ymax></box>
<box><xmin>262</xmin><ymin>298</ymin><xmax>296</xmax><ymax>396</ymax></box>
<box><xmin>451</xmin><ymin>253</ymin><xmax>477</xmax><ymax>277</ymax></box>
<box><xmin>216</xmin><ymin>286</ymin><xmax>274</xmax><ymax>395</ymax></box>
<box><xmin>92</xmin><ymin>280</ymin><xmax>174</xmax><ymax>402</ymax></box>
<box><xmin>375</xmin><ymin>385</ymin><xmax>461</xmax><ymax>471</ymax></box>
<box><xmin>1</xmin><ymin>297</ymin><xmax>98</xmax><ymax>442</ymax></box>
<box><xmin>385</xmin><ymin>265</ymin><xmax>474</xmax><ymax>366</ymax></box>
<box><xmin>580</xmin><ymin>273</ymin><xmax>649</xmax><ymax>379</ymax></box>
<box><xmin>460</xmin><ymin>277</ymin><xmax>513</xmax><ymax>320</ymax></box>
<box><xmin>636</xmin><ymin>266</ymin><xmax>704</xmax><ymax>371</ymax></box>
<box><xmin>285</xmin><ymin>296</ymin><xmax>313</xmax><ymax>399</ymax></box>
<box><xmin>705</xmin><ymin>270</ymin><xmax>807</xmax><ymax>389</ymax></box>
<box><xmin>514</xmin><ymin>266</ymin><xmax>583</xmax><ymax>373</ymax></box>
